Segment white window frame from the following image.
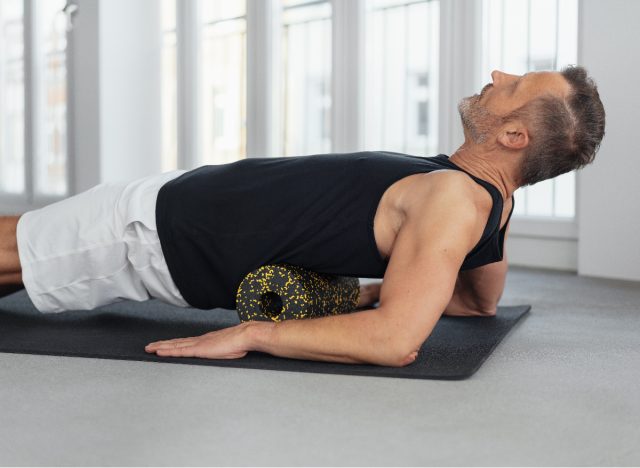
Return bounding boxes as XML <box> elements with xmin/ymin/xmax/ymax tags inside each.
<box><xmin>0</xmin><ymin>0</ymin><xmax>578</xmax><ymax>270</ymax></box>
<box><xmin>0</xmin><ymin>0</ymin><xmax>74</xmax><ymax>215</ymax></box>
<box><xmin>175</xmin><ymin>0</ymin><xmax>200</xmax><ymax>169</ymax></box>
<box><xmin>172</xmin><ymin>0</ymin><xmax>364</xmax><ymax>164</ymax></box>
<box><xmin>171</xmin><ymin>0</ymin><xmax>578</xmax><ymax>269</ymax></box>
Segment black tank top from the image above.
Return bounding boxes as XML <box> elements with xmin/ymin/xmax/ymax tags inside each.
<box><xmin>155</xmin><ymin>151</ymin><xmax>515</xmax><ymax>310</ymax></box>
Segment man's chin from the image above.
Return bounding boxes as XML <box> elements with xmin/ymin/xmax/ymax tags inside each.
<box><xmin>458</xmin><ymin>95</ymin><xmax>479</xmax><ymax>110</ymax></box>
<box><xmin>457</xmin><ymin>97</ymin><xmax>475</xmax><ymax>119</ymax></box>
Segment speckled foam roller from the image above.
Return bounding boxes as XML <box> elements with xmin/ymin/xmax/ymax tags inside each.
<box><xmin>235</xmin><ymin>263</ymin><xmax>360</xmax><ymax>322</ymax></box>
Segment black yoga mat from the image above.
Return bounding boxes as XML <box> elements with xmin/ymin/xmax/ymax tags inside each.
<box><xmin>0</xmin><ymin>289</ymin><xmax>530</xmax><ymax>380</ymax></box>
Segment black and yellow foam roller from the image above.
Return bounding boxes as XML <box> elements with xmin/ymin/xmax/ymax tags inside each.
<box><xmin>235</xmin><ymin>263</ymin><xmax>360</xmax><ymax>322</ymax></box>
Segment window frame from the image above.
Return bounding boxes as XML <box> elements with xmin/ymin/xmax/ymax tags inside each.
<box><xmin>171</xmin><ymin>0</ymin><xmax>578</xmax><ymax>267</ymax></box>
<box><xmin>1</xmin><ymin>0</ymin><xmax>578</xmax><ymax>264</ymax></box>
<box><xmin>0</xmin><ymin>0</ymin><xmax>74</xmax><ymax>215</ymax></box>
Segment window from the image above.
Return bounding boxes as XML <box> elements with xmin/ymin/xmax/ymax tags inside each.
<box><xmin>161</xmin><ymin>1</ymin><xmax>247</xmax><ymax>169</ymax></box>
<box><xmin>34</xmin><ymin>0</ymin><xmax>68</xmax><ymax>196</ymax></box>
<box><xmin>281</xmin><ymin>0</ymin><xmax>332</xmax><ymax>156</ymax></box>
<box><xmin>0</xmin><ymin>0</ymin><xmax>69</xmax><ymax>204</ymax></box>
<box><xmin>160</xmin><ymin>0</ymin><xmax>177</xmax><ymax>172</ymax></box>
<box><xmin>200</xmin><ymin>0</ymin><xmax>247</xmax><ymax>164</ymax></box>
<box><xmin>481</xmin><ymin>0</ymin><xmax>579</xmax><ymax>218</ymax></box>
<box><xmin>364</xmin><ymin>0</ymin><xmax>439</xmax><ymax>155</ymax></box>
<box><xmin>0</xmin><ymin>0</ymin><xmax>24</xmax><ymax>194</ymax></box>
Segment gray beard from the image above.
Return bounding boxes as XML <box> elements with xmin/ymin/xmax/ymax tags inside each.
<box><xmin>457</xmin><ymin>96</ymin><xmax>499</xmax><ymax>144</ymax></box>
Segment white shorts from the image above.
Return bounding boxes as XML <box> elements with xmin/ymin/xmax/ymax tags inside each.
<box><xmin>16</xmin><ymin>170</ymin><xmax>190</xmax><ymax>313</ymax></box>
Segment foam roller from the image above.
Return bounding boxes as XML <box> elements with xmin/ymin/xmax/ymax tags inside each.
<box><xmin>235</xmin><ymin>263</ymin><xmax>360</xmax><ymax>322</ymax></box>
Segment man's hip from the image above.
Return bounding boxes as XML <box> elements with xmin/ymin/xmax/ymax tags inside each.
<box><xmin>16</xmin><ymin>170</ymin><xmax>189</xmax><ymax>313</ymax></box>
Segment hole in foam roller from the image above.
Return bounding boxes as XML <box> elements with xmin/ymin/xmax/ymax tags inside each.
<box><xmin>259</xmin><ymin>291</ymin><xmax>283</xmax><ymax>318</ymax></box>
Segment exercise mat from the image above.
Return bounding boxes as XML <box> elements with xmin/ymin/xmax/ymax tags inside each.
<box><xmin>0</xmin><ymin>290</ymin><xmax>530</xmax><ymax>380</ymax></box>
<box><xmin>236</xmin><ymin>263</ymin><xmax>360</xmax><ymax>322</ymax></box>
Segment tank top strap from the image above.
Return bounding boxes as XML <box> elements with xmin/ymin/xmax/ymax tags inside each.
<box><xmin>434</xmin><ymin>155</ymin><xmax>505</xmax><ymax>242</ymax></box>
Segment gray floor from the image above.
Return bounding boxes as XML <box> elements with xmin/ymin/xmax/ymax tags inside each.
<box><xmin>1</xmin><ymin>266</ymin><xmax>639</xmax><ymax>466</ymax></box>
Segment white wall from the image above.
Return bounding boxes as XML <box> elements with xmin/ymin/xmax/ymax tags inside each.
<box><xmin>69</xmin><ymin>0</ymin><xmax>100</xmax><ymax>192</ymax></box>
<box><xmin>100</xmin><ymin>0</ymin><xmax>162</xmax><ymax>184</ymax></box>
<box><xmin>72</xmin><ymin>0</ymin><xmax>162</xmax><ymax>193</ymax></box>
<box><xmin>576</xmin><ymin>0</ymin><xmax>640</xmax><ymax>282</ymax></box>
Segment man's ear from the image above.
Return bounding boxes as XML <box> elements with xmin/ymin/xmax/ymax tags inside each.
<box><xmin>497</xmin><ymin>123</ymin><xmax>529</xmax><ymax>150</ymax></box>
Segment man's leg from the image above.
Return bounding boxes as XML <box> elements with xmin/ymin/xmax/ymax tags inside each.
<box><xmin>0</xmin><ymin>215</ymin><xmax>24</xmax><ymax>297</ymax></box>
<box><xmin>0</xmin><ymin>215</ymin><xmax>22</xmax><ymax>281</ymax></box>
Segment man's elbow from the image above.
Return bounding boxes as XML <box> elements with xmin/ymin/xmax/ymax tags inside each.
<box><xmin>395</xmin><ymin>349</ymin><xmax>420</xmax><ymax>367</ymax></box>
<box><xmin>375</xmin><ymin>348</ymin><xmax>418</xmax><ymax>367</ymax></box>
<box><xmin>478</xmin><ymin>303</ymin><xmax>498</xmax><ymax>316</ymax></box>
<box><xmin>382</xmin><ymin>340</ymin><xmax>421</xmax><ymax>367</ymax></box>
<box><xmin>374</xmin><ymin>320</ymin><xmax>431</xmax><ymax>367</ymax></box>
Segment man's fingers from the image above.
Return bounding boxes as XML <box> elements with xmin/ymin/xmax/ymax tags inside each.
<box><xmin>155</xmin><ymin>346</ymin><xmax>199</xmax><ymax>358</ymax></box>
<box><xmin>145</xmin><ymin>338</ymin><xmax>198</xmax><ymax>351</ymax></box>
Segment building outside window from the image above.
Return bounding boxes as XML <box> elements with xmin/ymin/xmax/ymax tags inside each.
<box><xmin>35</xmin><ymin>0</ymin><xmax>67</xmax><ymax>196</ymax></box>
<box><xmin>364</xmin><ymin>0</ymin><xmax>439</xmax><ymax>156</ymax></box>
<box><xmin>200</xmin><ymin>0</ymin><xmax>247</xmax><ymax>165</ymax></box>
<box><xmin>281</xmin><ymin>0</ymin><xmax>332</xmax><ymax>156</ymax></box>
<box><xmin>0</xmin><ymin>0</ymin><xmax>68</xmax><ymax>201</ymax></box>
<box><xmin>0</xmin><ymin>0</ymin><xmax>24</xmax><ymax>194</ymax></box>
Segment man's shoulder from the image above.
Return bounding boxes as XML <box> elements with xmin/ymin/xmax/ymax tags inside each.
<box><xmin>401</xmin><ymin>170</ymin><xmax>487</xmax><ymax>254</ymax></box>
<box><xmin>423</xmin><ymin>169</ymin><xmax>493</xmax><ymax>214</ymax></box>
<box><xmin>414</xmin><ymin>169</ymin><xmax>486</xmax><ymax>211</ymax></box>
<box><xmin>424</xmin><ymin>168</ymin><xmax>479</xmax><ymax>189</ymax></box>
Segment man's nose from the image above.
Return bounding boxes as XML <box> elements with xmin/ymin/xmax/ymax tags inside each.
<box><xmin>491</xmin><ymin>70</ymin><xmax>519</xmax><ymax>86</ymax></box>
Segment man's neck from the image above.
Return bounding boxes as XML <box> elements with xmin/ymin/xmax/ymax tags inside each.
<box><xmin>448</xmin><ymin>144</ymin><xmax>519</xmax><ymax>202</ymax></box>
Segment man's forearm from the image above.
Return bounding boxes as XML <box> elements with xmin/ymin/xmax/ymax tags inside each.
<box><xmin>246</xmin><ymin>308</ymin><xmax>417</xmax><ymax>368</ymax></box>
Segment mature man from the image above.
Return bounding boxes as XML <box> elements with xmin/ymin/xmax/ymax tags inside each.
<box><xmin>0</xmin><ymin>66</ymin><xmax>604</xmax><ymax>367</ymax></box>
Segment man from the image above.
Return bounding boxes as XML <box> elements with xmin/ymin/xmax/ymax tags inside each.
<box><xmin>0</xmin><ymin>66</ymin><xmax>604</xmax><ymax>367</ymax></box>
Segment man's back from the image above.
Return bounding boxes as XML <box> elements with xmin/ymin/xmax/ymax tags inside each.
<box><xmin>155</xmin><ymin>151</ymin><xmax>514</xmax><ymax>310</ymax></box>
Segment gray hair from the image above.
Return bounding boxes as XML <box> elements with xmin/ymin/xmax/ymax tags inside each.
<box><xmin>511</xmin><ymin>65</ymin><xmax>606</xmax><ymax>187</ymax></box>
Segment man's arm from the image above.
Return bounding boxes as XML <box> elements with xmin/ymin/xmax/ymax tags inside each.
<box><xmin>146</xmin><ymin>174</ymin><xmax>481</xmax><ymax>367</ymax></box>
<box><xmin>443</xmin><ymin>222</ymin><xmax>510</xmax><ymax>317</ymax></box>
<box><xmin>247</xmin><ymin>175</ymin><xmax>481</xmax><ymax>366</ymax></box>
<box><xmin>356</xmin><ymin>218</ymin><xmax>511</xmax><ymax>316</ymax></box>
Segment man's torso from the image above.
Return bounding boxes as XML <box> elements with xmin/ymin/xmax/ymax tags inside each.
<box><xmin>155</xmin><ymin>151</ymin><xmax>514</xmax><ymax>309</ymax></box>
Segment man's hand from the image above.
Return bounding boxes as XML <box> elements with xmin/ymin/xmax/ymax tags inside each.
<box><xmin>145</xmin><ymin>280</ymin><xmax>384</xmax><ymax>360</ymax></box>
<box><xmin>145</xmin><ymin>322</ymin><xmax>254</xmax><ymax>359</ymax></box>
<box><xmin>442</xmin><ymin>282</ymin><xmax>497</xmax><ymax>317</ymax></box>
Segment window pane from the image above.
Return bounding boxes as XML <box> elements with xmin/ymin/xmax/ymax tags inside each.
<box><xmin>162</xmin><ymin>0</ymin><xmax>176</xmax><ymax>31</ymax></box>
<box><xmin>200</xmin><ymin>0</ymin><xmax>247</xmax><ymax>164</ymax></box>
<box><xmin>0</xmin><ymin>0</ymin><xmax>25</xmax><ymax>194</ymax></box>
<box><xmin>526</xmin><ymin>178</ymin><xmax>553</xmax><ymax>216</ymax></box>
<box><xmin>201</xmin><ymin>0</ymin><xmax>245</xmax><ymax>23</ymax></box>
<box><xmin>553</xmin><ymin>169</ymin><xmax>575</xmax><ymax>217</ymax></box>
<box><xmin>364</xmin><ymin>0</ymin><xmax>439</xmax><ymax>155</ymax></box>
<box><xmin>282</xmin><ymin>0</ymin><xmax>320</xmax><ymax>7</ymax></box>
<box><xmin>281</xmin><ymin>0</ymin><xmax>332</xmax><ymax>156</ymax></box>
<box><xmin>161</xmin><ymin>0</ymin><xmax>177</xmax><ymax>171</ymax></box>
<box><xmin>513</xmin><ymin>189</ymin><xmax>526</xmax><ymax>216</ymax></box>
<box><xmin>502</xmin><ymin>0</ymin><xmax>528</xmax><ymax>74</ymax></box>
<box><xmin>480</xmin><ymin>0</ymin><xmax>578</xmax><ymax>218</ymax></box>
<box><xmin>35</xmin><ymin>0</ymin><xmax>68</xmax><ymax>196</ymax></box>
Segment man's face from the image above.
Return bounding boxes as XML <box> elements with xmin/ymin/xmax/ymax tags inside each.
<box><xmin>458</xmin><ymin>70</ymin><xmax>571</xmax><ymax>143</ymax></box>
